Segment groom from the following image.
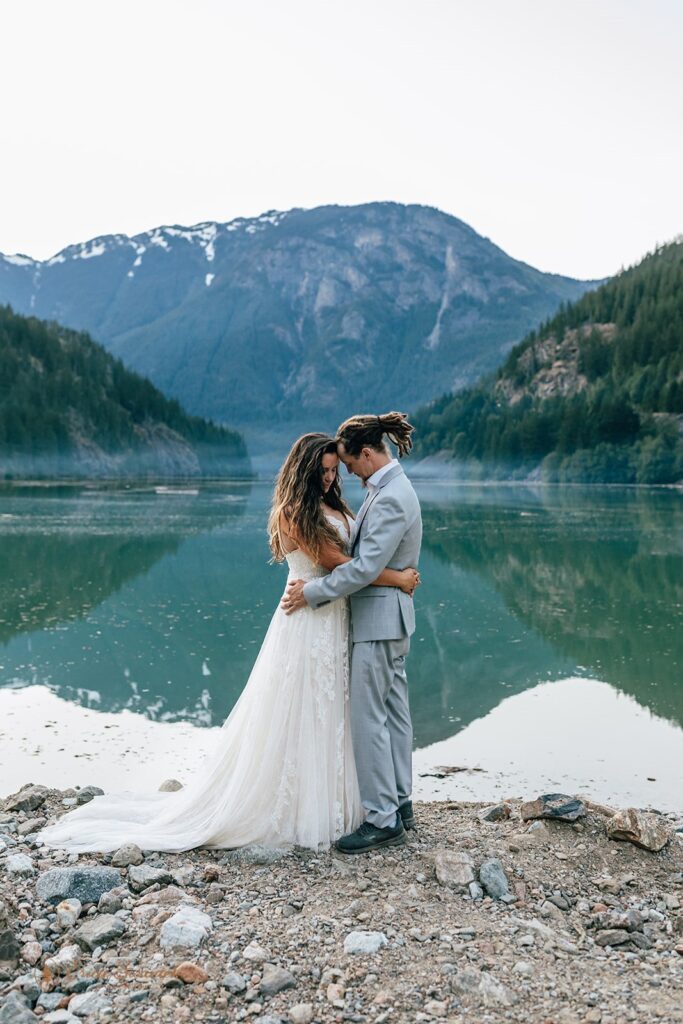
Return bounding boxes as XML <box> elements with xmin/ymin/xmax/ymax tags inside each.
<box><xmin>282</xmin><ymin>412</ymin><xmax>422</xmax><ymax>853</ymax></box>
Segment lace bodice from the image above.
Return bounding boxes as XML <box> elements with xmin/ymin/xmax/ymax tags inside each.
<box><xmin>285</xmin><ymin>513</ymin><xmax>350</xmax><ymax>582</ymax></box>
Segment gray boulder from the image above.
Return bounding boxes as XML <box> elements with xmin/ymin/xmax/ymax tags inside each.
<box><xmin>478</xmin><ymin>859</ymin><xmax>510</xmax><ymax>900</ymax></box>
<box><xmin>0</xmin><ymin>991</ymin><xmax>38</xmax><ymax>1023</ymax></box>
<box><xmin>36</xmin><ymin>868</ymin><xmax>122</xmax><ymax>906</ymax></box>
<box><xmin>260</xmin><ymin>963</ymin><xmax>296</xmax><ymax>996</ymax></box>
<box><xmin>127</xmin><ymin>864</ymin><xmax>174</xmax><ymax>892</ymax></box>
<box><xmin>3</xmin><ymin>786</ymin><xmax>49</xmax><ymax>814</ymax></box>
<box><xmin>73</xmin><ymin>915</ymin><xmax>126</xmax><ymax>952</ymax></box>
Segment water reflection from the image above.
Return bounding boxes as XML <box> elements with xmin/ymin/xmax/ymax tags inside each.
<box><xmin>420</xmin><ymin>485</ymin><xmax>683</xmax><ymax>729</ymax></box>
<box><xmin>0</xmin><ymin>482</ymin><xmax>681</xmax><ymax>761</ymax></box>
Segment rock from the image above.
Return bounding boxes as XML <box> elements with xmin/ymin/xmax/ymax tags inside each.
<box><xmin>478</xmin><ymin>858</ymin><xmax>510</xmax><ymax>900</ymax></box>
<box><xmin>343</xmin><ymin>930</ymin><xmax>388</xmax><ymax>955</ymax></box>
<box><xmin>11</xmin><ymin>973</ymin><xmax>41</xmax><ymax>1004</ymax></box>
<box><xmin>44</xmin><ymin>945</ymin><xmax>81</xmax><ymax>976</ymax></box>
<box><xmin>73</xmin><ymin>914</ymin><xmax>126</xmax><ymax>951</ymax></box>
<box><xmin>606</xmin><ymin>808</ymin><xmax>672</xmax><ymax>852</ymax></box>
<box><xmin>35</xmin><ymin>995</ymin><xmax>65</xmax><ymax>1012</ymax></box>
<box><xmin>595</xmin><ymin>929</ymin><xmax>630</xmax><ymax>947</ymax></box>
<box><xmin>36</xmin><ymin>867</ymin><xmax>122</xmax><ymax>906</ymax></box>
<box><xmin>260</xmin><ymin>963</ymin><xmax>296</xmax><ymax>996</ymax></box>
<box><xmin>288</xmin><ymin>1004</ymin><xmax>314</xmax><ymax>1024</ymax></box>
<box><xmin>424</xmin><ymin>999</ymin><xmax>448</xmax><ymax>1016</ymax></box>
<box><xmin>242</xmin><ymin>941</ymin><xmax>271</xmax><ymax>962</ymax></box>
<box><xmin>521</xmin><ymin>794</ymin><xmax>587</xmax><ymax>822</ymax></box>
<box><xmin>0</xmin><ymin>930</ymin><xmax>20</xmax><ymax>962</ymax></box>
<box><xmin>127</xmin><ymin>864</ymin><xmax>174</xmax><ymax>892</ymax></box>
<box><xmin>20</xmin><ymin>943</ymin><xmax>42</xmax><ymax>967</ymax></box>
<box><xmin>97</xmin><ymin>887</ymin><xmax>128</xmax><ymax>914</ymax></box>
<box><xmin>111</xmin><ymin>843</ymin><xmax>144</xmax><ymax>867</ymax></box>
<box><xmin>452</xmin><ymin>969</ymin><xmax>516</xmax><ymax>1007</ymax></box>
<box><xmin>159</xmin><ymin>906</ymin><xmax>212</xmax><ymax>950</ymax></box>
<box><xmin>468</xmin><ymin>881</ymin><xmax>484</xmax><ymax>900</ymax></box>
<box><xmin>55</xmin><ymin>899</ymin><xmax>82</xmax><ymax>929</ymax></box>
<box><xmin>434</xmin><ymin>850</ymin><xmax>475</xmax><ymax>890</ymax></box>
<box><xmin>326</xmin><ymin>982</ymin><xmax>345</xmax><ymax>1006</ymax></box>
<box><xmin>6</xmin><ymin>854</ymin><xmax>35</xmax><ymax>878</ymax></box>
<box><xmin>68</xmin><ymin>990</ymin><xmax>112</xmax><ymax>1017</ymax></box>
<box><xmin>221</xmin><ymin>972</ymin><xmax>247</xmax><ymax>993</ymax></box>
<box><xmin>174</xmin><ymin>962</ymin><xmax>209</xmax><ymax>984</ymax></box>
<box><xmin>74</xmin><ymin>786</ymin><xmax>104</xmax><ymax>806</ymax></box>
<box><xmin>16</xmin><ymin>819</ymin><xmax>46</xmax><ymax>836</ymax></box>
<box><xmin>512</xmin><ymin>960</ymin><xmax>534</xmax><ymax>976</ymax></box>
<box><xmin>3</xmin><ymin>786</ymin><xmax>49</xmax><ymax>814</ymax></box>
<box><xmin>0</xmin><ymin>991</ymin><xmax>39</xmax><ymax>1024</ymax></box>
<box><xmin>478</xmin><ymin>803</ymin><xmax>512</xmax><ymax>823</ymax></box>
<box><xmin>158</xmin><ymin>779</ymin><xmax>183</xmax><ymax>792</ymax></box>
<box><xmin>42</xmin><ymin>1012</ymin><xmax>77</xmax><ymax>1024</ymax></box>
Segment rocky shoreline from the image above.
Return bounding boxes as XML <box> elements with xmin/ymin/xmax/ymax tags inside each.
<box><xmin>1</xmin><ymin>784</ymin><xmax>682</xmax><ymax>1024</ymax></box>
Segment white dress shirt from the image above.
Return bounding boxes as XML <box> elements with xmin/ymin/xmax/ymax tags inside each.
<box><xmin>365</xmin><ymin>458</ymin><xmax>399</xmax><ymax>493</ymax></box>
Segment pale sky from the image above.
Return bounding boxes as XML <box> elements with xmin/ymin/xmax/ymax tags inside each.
<box><xmin>2</xmin><ymin>0</ymin><xmax>681</xmax><ymax>279</ymax></box>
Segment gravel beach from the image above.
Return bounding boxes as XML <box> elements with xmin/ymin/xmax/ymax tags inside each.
<box><xmin>1</xmin><ymin>784</ymin><xmax>682</xmax><ymax>1024</ymax></box>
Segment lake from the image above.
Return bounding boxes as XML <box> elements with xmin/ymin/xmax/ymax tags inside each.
<box><xmin>0</xmin><ymin>480</ymin><xmax>681</xmax><ymax>811</ymax></box>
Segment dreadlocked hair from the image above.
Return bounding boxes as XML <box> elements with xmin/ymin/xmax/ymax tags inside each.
<box><xmin>268</xmin><ymin>433</ymin><xmax>354</xmax><ymax>562</ymax></box>
<box><xmin>336</xmin><ymin>411</ymin><xmax>414</xmax><ymax>458</ymax></box>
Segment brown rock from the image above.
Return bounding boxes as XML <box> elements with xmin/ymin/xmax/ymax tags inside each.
<box><xmin>174</xmin><ymin>961</ymin><xmax>209</xmax><ymax>984</ymax></box>
<box><xmin>606</xmin><ymin>808</ymin><xmax>672</xmax><ymax>852</ymax></box>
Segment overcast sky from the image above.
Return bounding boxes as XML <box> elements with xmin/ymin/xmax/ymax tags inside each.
<box><xmin>2</xmin><ymin>0</ymin><xmax>681</xmax><ymax>278</ymax></box>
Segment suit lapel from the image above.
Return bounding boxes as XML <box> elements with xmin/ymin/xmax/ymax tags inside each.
<box><xmin>351</xmin><ymin>463</ymin><xmax>406</xmax><ymax>550</ymax></box>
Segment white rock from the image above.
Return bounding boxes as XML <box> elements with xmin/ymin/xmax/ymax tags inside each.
<box><xmin>343</xmin><ymin>930</ymin><xmax>388</xmax><ymax>955</ymax></box>
<box><xmin>56</xmin><ymin>898</ymin><xmax>82</xmax><ymax>929</ymax></box>
<box><xmin>44</xmin><ymin>943</ymin><xmax>81</xmax><ymax>975</ymax></box>
<box><xmin>6</xmin><ymin>853</ymin><xmax>35</xmax><ymax>877</ymax></box>
<box><xmin>288</xmin><ymin>1004</ymin><xmax>314</xmax><ymax>1024</ymax></box>
<box><xmin>159</xmin><ymin>905</ymin><xmax>212</xmax><ymax>950</ymax></box>
<box><xmin>68</xmin><ymin>989</ymin><xmax>113</xmax><ymax>1017</ymax></box>
<box><xmin>242</xmin><ymin>940</ymin><xmax>271</xmax><ymax>962</ymax></box>
<box><xmin>433</xmin><ymin>850</ymin><xmax>475</xmax><ymax>889</ymax></box>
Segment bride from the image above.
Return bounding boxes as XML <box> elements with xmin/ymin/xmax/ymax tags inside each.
<box><xmin>38</xmin><ymin>433</ymin><xmax>419</xmax><ymax>853</ymax></box>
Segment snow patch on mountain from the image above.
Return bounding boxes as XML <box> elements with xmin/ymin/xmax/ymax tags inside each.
<box><xmin>2</xmin><ymin>254</ymin><xmax>35</xmax><ymax>266</ymax></box>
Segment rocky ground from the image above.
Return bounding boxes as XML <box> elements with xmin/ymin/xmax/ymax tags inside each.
<box><xmin>1</xmin><ymin>784</ymin><xmax>682</xmax><ymax>1024</ymax></box>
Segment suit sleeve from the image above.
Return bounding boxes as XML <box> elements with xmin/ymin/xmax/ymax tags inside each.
<box><xmin>303</xmin><ymin>494</ymin><xmax>408</xmax><ymax>608</ymax></box>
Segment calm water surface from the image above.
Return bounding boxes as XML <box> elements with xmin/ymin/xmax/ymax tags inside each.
<box><xmin>0</xmin><ymin>481</ymin><xmax>681</xmax><ymax>808</ymax></box>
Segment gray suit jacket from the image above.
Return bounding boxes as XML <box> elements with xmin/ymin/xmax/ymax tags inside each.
<box><xmin>303</xmin><ymin>463</ymin><xmax>422</xmax><ymax>642</ymax></box>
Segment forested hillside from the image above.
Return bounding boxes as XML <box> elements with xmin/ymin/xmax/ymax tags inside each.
<box><xmin>0</xmin><ymin>305</ymin><xmax>250</xmax><ymax>477</ymax></box>
<box><xmin>413</xmin><ymin>240</ymin><xmax>683</xmax><ymax>484</ymax></box>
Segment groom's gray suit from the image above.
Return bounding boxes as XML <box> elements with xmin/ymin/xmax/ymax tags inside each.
<box><xmin>303</xmin><ymin>462</ymin><xmax>422</xmax><ymax>828</ymax></box>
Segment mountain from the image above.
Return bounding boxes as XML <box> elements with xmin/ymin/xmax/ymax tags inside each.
<box><xmin>0</xmin><ymin>203</ymin><xmax>598</xmax><ymax>436</ymax></box>
<box><xmin>0</xmin><ymin>305</ymin><xmax>250</xmax><ymax>478</ymax></box>
<box><xmin>412</xmin><ymin>239</ymin><xmax>683</xmax><ymax>484</ymax></box>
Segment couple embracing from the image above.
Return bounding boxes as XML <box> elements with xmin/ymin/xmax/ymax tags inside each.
<box><xmin>39</xmin><ymin>412</ymin><xmax>423</xmax><ymax>857</ymax></box>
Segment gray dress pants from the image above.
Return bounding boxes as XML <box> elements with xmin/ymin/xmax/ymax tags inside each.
<box><xmin>349</xmin><ymin>636</ymin><xmax>413</xmax><ymax>829</ymax></box>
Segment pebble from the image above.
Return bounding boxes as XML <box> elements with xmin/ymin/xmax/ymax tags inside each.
<box><xmin>288</xmin><ymin>1004</ymin><xmax>314</xmax><ymax>1024</ymax></box>
<box><xmin>43</xmin><ymin>944</ymin><xmax>81</xmax><ymax>975</ymax></box>
<box><xmin>111</xmin><ymin>843</ymin><xmax>144</xmax><ymax>868</ymax></box>
<box><xmin>6</xmin><ymin>855</ymin><xmax>35</xmax><ymax>878</ymax></box>
<box><xmin>55</xmin><ymin>899</ymin><xmax>82</xmax><ymax>929</ymax></box>
<box><xmin>260</xmin><ymin>963</ymin><xmax>296</xmax><ymax>996</ymax></box>
<box><xmin>159</xmin><ymin>906</ymin><xmax>212</xmax><ymax>950</ymax></box>
<box><xmin>174</xmin><ymin>962</ymin><xmax>209</xmax><ymax>984</ymax></box>
<box><xmin>68</xmin><ymin>990</ymin><xmax>112</xmax><ymax>1017</ymax></box>
<box><xmin>127</xmin><ymin>864</ymin><xmax>174</xmax><ymax>892</ymax></box>
<box><xmin>73</xmin><ymin>914</ymin><xmax>126</xmax><ymax>951</ymax></box>
<box><xmin>433</xmin><ymin>850</ymin><xmax>475</xmax><ymax>890</ymax></box>
<box><xmin>344</xmin><ymin>930</ymin><xmax>388</xmax><ymax>954</ymax></box>
<box><xmin>478</xmin><ymin>858</ymin><xmax>510</xmax><ymax>900</ymax></box>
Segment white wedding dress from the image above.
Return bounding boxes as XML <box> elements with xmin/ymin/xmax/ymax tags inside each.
<box><xmin>38</xmin><ymin>516</ymin><xmax>363</xmax><ymax>853</ymax></box>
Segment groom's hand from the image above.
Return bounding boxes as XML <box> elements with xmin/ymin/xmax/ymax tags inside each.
<box><xmin>281</xmin><ymin>579</ymin><xmax>307</xmax><ymax>614</ymax></box>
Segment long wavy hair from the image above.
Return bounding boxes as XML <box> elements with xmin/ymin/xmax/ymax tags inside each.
<box><xmin>268</xmin><ymin>433</ymin><xmax>353</xmax><ymax>562</ymax></box>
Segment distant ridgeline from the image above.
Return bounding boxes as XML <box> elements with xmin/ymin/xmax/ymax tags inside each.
<box><xmin>0</xmin><ymin>305</ymin><xmax>251</xmax><ymax>478</ymax></box>
<box><xmin>413</xmin><ymin>240</ymin><xmax>683</xmax><ymax>484</ymax></box>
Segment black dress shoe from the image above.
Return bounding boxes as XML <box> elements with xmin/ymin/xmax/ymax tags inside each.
<box><xmin>399</xmin><ymin>800</ymin><xmax>416</xmax><ymax>830</ymax></box>
<box><xmin>335</xmin><ymin>818</ymin><xmax>406</xmax><ymax>855</ymax></box>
